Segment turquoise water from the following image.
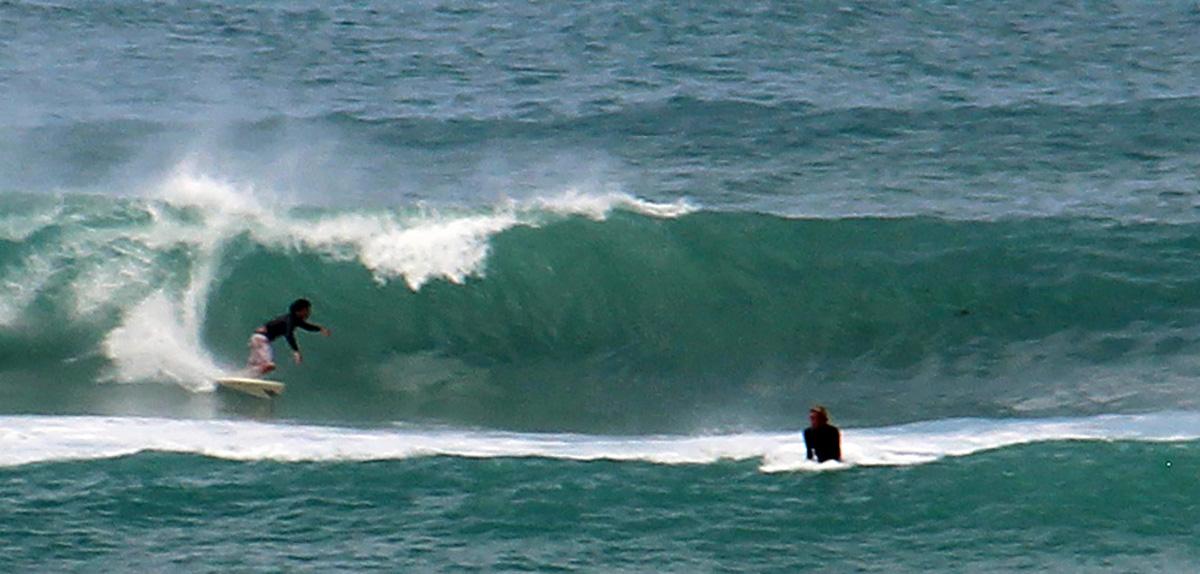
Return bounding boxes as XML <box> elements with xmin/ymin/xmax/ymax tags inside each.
<box><xmin>4</xmin><ymin>0</ymin><xmax>1200</xmax><ymax>571</ymax></box>
<box><xmin>4</xmin><ymin>415</ymin><xmax>1200</xmax><ymax>573</ymax></box>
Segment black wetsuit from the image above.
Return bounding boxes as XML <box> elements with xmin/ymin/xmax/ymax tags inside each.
<box><xmin>804</xmin><ymin>424</ymin><xmax>841</xmax><ymax>462</ymax></box>
<box><xmin>260</xmin><ymin>313</ymin><xmax>323</xmax><ymax>352</ymax></box>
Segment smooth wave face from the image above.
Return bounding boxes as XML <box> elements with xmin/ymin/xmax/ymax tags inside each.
<box><xmin>4</xmin><ymin>188</ymin><xmax>1200</xmax><ymax>432</ymax></box>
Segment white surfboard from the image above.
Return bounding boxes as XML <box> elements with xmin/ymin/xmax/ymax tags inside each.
<box><xmin>215</xmin><ymin>376</ymin><xmax>285</xmax><ymax>399</ymax></box>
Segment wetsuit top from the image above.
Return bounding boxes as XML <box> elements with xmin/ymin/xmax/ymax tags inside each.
<box><xmin>260</xmin><ymin>313</ymin><xmax>322</xmax><ymax>352</ymax></box>
<box><xmin>804</xmin><ymin>424</ymin><xmax>841</xmax><ymax>462</ymax></box>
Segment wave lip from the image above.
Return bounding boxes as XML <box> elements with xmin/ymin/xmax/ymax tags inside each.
<box><xmin>3</xmin><ymin>412</ymin><xmax>1198</xmax><ymax>472</ymax></box>
<box><xmin>249</xmin><ymin>189</ymin><xmax>692</xmax><ymax>290</ymax></box>
<box><xmin>532</xmin><ymin>189</ymin><xmax>695</xmax><ymax>220</ymax></box>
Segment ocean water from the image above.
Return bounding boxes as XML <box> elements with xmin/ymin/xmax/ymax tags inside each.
<box><xmin>4</xmin><ymin>0</ymin><xmax>1200</xmax><ymax>571</ymax></box>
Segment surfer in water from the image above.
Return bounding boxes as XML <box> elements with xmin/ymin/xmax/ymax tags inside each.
<box><xmin>804</xmin><ymin>406</ymin><xmax>841</xmax><ymax>463</ymax></box>
<box><xmin>246</xmin><ymin>298</ymin><xmax>331</xmax><ymax>377</ymax></box>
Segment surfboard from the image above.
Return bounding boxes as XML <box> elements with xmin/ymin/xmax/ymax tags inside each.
<box><xmin>215</xmin><ymin>377</ymin><xmax>285</xmax><ymax>399</ymax></box>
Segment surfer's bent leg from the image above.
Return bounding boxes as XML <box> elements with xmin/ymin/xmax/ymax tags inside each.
<box><xmin>246</xmin><ymin>333</ymin><xmax>276</xmax><ymax>376</ymax></box>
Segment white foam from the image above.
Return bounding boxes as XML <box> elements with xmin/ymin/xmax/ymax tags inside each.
<box><xmin>100</xmin><ymin>291</ymin><xmax>222</xmax><ymax>391</ymax></box>
<box><xmin>154</xmin><ymin>161</ymin><xmax>270</xmax><ymax>218</ymax></box>
<box><xmin>3</xmin><ymin>411</ymin><xmax>1199</xmax><ymax>470</ymax></box>
<box><xmin>97</xmin><ymin>166</ymin><xmax>262</xmax><ymax>389</ymax></box>
<box><xmin>761</xmin><ymin>412</ymin><xmax>1200</xmax><ymax>472</ymax></box>
<box><xmin>361</xmin><ymin>214</ymin><xmax>521</xmax><ymax>289</ymax></box>
<box><xmin>274</xmin><ymin>211</ymin><xmax>522</xmax><ymax>290</ymax></box>
<box><xmin>533</xmin><ymin>189</ymin><xmax>694</xmax><ymax>220</ymax></box>
<box><xmin>264</xmin><ymin>188</ymin><xmax>693</xmax><ymax>290</ymax></box>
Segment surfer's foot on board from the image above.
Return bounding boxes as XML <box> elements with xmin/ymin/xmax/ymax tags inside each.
<box><xmin>246</xmin><ymin>363</ymin><xmax>276</xmax><ymax>378</ymax></box>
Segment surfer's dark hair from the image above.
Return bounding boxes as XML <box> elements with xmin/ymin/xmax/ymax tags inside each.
<box><xmin>290</xmin><ymin>298</ymin><xmax>312</xmax><ymax>314</ymax></box>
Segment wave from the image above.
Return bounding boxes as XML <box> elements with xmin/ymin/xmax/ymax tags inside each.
<box><xmin>3</xmin><ymin>411</ymin><xmax>1198</xmax><ymax>473</ymax></box>
<box><xmin>4</xmin><ymin>178</ymin><xmax>1200</xmax><ymax>432</ymax></box>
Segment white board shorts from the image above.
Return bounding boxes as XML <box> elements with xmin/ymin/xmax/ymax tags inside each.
<box><xmin>247</xmin><ymin>333</ymin><xmax>274</xmax><ymax>370</ymax></box>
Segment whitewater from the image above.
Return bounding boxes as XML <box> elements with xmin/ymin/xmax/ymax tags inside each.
<box><xmin>4</xmin><ymin>411</ymin><xmax>1200</xmax><ymax>471</ymax></box>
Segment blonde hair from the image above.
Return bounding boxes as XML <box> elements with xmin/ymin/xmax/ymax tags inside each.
<box><xmin>809</xmin><ymin>406</ymin><xmax>830</xmax><ymax>423</ymax></box>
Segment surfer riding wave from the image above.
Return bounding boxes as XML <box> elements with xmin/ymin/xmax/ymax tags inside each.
<box><xmin>246</xmin><ymin>298</ymin><xmax>331</xmax><ymax>377</ymax></box>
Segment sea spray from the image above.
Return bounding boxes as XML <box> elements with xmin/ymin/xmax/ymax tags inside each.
<box><xmin>101</xmin><ymin>168</ymin><xmax>271</xmax><ymax>388</ymax></box>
